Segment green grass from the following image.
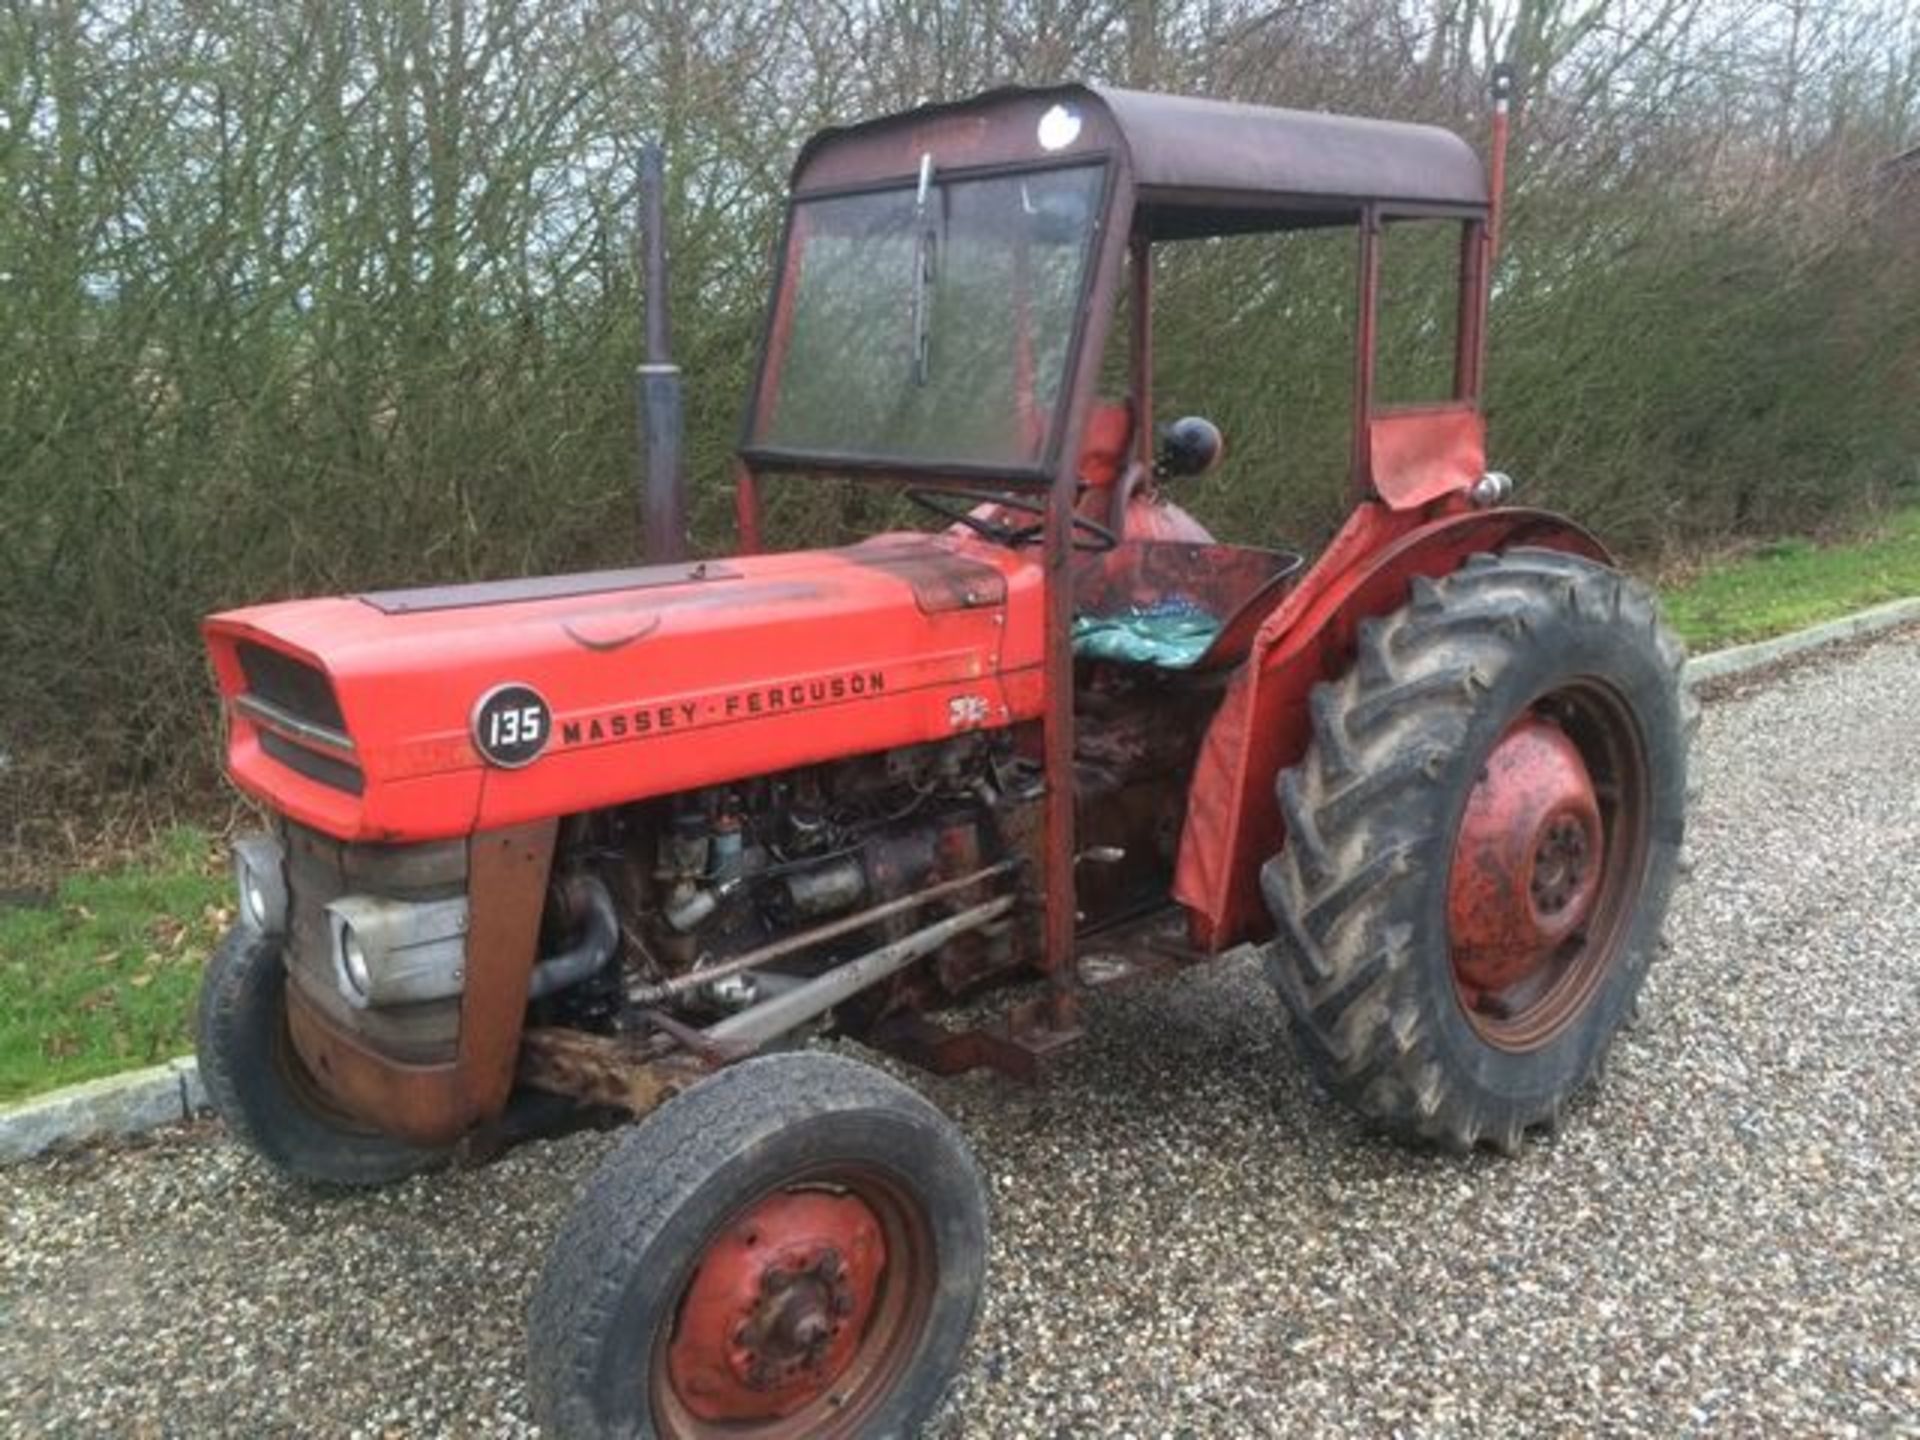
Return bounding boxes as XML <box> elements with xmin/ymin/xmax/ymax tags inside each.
<box><xmin>1659</xmin><ymin>506</ymin><xmax>1920</xmax><ymax>651</ymax></box>
<box><xmin>3</xmin><ymin>508</ymin><xmax>1918</xmax><ymax>1106</ymax></box>
<box><xmin>0</xmin><ymin>827</ymin><xmax>228</xmax><ymax>1105</ymax></box>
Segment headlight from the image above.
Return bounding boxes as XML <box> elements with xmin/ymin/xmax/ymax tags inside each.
<box><xmin>325</xmin><ymin>894</ymin><xmax>469</xmax><ymax>1009</ymax></box>
<box><xmin>242</xmin><ymin>876</ymin><xmax>268</xmax><ymax>927</ymax></box>
<box><xmin>232</xmin><ymin>834</ymin><xmax>288</xmax><ymax>936</ymax></box>
<box><xmin>339</xmin><ymin>927</ymin><xmax>373</xmax><ymax>1000</ymax></box>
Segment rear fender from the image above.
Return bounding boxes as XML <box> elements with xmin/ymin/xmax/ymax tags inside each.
<box><xmin>1172</xmin><ymin>504</ymin><xmax>1611</xmax><ymax>951</ymax></box>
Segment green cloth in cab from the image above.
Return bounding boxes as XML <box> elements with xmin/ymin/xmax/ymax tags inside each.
<box><xmin>1070</xmin><ymin>600</ymin><xmax>1221</xmax><ymax>669</ymax></box>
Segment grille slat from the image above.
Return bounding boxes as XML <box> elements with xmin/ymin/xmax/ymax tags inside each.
<box><xmin>235</xmin><ymin>642</ymin><xmax>362</xmax><ymax>795</ymax></box>
<box><xmin>260</xmin><ymin>730</ymin><xmax>365</xmax><ymax>795</ymax></box>
<box><xmin>237</xmin><ymin>642</ymin><xmax>346</xmax><ymax>730</ymax></box>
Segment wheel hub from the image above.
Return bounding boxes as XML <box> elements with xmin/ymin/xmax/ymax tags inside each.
<box><xmin>666</xmin><ymin>1189</ymin><xmax>887</xmax><ymax>1423</ymax></box>
<box><xmin>1448</xmin><ymin>717</ymin><xmax>1603</xmax><ymax>997</ymax></box>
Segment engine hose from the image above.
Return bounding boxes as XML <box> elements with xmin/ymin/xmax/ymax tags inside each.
<box><xmin>528</xmin><ymin>875</ymin><xmax>620</xmax><ymax>1000</ymax></box>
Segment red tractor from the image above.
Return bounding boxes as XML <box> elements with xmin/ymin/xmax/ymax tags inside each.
<box><xmin>195</xmin><ymin>77</ymin><xmax>1691</xmax><ymax>1437</ymax></box>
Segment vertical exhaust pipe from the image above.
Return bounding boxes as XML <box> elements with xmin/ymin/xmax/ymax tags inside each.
<box><xmin>1485</xmin><ymin>63</ymin><xmax>1514</xmax><ymax>266</ymax></box>
<box><xmin>636</xmin><ymin>144</ymin><xmax>688</xmax><ymax>563</ymax></box>
<box><xmin>1459</xmin><ymin>62</ymin><xmax>1514</xmax><ymax>404</ymax></box>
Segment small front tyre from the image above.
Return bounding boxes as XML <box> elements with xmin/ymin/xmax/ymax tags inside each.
<box><xmin>195</xmin><ymin>925</ymin><xmax>447</xmax><ymax>1187</ymax></box>
<box><xmin>528</xmin><ymin>1051</ymin><xmax>989</xmax><ymax>1439</ymax></box>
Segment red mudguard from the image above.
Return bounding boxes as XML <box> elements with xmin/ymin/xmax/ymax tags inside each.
<box><xmin>1173</xmin><ymin>503</ymin><xmax>1611</xmax><ymax>951</ymax></box>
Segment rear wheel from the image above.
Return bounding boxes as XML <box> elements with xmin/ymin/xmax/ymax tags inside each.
<box><xmin>527</xmin><ymin>1051</ymin><xmax>988</xmax><ymax>1438</ymax></box>
<box><xmin>195</xmin><ymin>925</ymin><xmax>447</xmax><ymax>1186</ymax></box>
<box><xmin>1261</xmin><ymin>549</ymin><xmax>1694</xmax><ymax>1153</ymax></box>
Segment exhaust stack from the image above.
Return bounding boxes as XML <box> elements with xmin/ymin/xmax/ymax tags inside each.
<box><xmin>1486</xmin><ymin>63</ymin><xmax>1514</xmax><ymax>264</ymax></box>
<box><xmin>636</xmin><ymin>144</ymin><xmax>688</xmax><ymax>563</ymax></box>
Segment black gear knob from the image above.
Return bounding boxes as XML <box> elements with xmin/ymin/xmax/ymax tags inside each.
<box><xmin>1155</xmin><ymin>416</ymin><xmax>1224</xmax><ymax>478</ymax></box>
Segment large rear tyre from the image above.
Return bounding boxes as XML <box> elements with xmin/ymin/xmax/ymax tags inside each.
<box><xmin>1261</xmin><ymin>549</ymin><xmax>1694</xmax><ymax>1154</ymax></box>
<box><xmin>195</xmin><ymin>925</ymin><xmax>447</xmax><ymax>1186</ymax></box>
<box><xmin>527</xmin><ymin>1051</ymin><xmax>988</xmax><ymax>1439</ymax></box>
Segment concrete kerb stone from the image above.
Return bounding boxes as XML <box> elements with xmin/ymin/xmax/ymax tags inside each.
<box><xmin>1682</xmin><ymin>597</ymin><xmax>1920</xmax><ymax>685</ymax></box>
<box><xmin>0</xmin><ymin>1058</ymin><xmax>206</xmax><ymax>1163</ymax></box>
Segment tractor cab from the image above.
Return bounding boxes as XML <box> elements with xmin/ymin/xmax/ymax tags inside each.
<box><xmin>734</xmin><ymin>82</ymin><xmax>1508</xmax><ymax>955</ymax></box>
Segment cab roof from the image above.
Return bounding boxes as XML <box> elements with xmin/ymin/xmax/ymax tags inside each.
<box><xmin>791</xmin><ymin>82</ymin><xmax>1489</xmax><ymax>236</ymax></box>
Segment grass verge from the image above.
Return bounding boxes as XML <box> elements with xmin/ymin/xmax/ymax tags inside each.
<box><xmin>1658</xmin><ymin>505</ymin><xmax>1920</xmax><ymax>651</ymax></box>
<box><xmin>3</xmin><ymin>507</ymin><xmax>1918</xmax><ymax>1106</ymax></box>
<box><xmin>0</xmin><ymin>827</ymin><xmax>228</xmax><ymax>1105</ymax></box>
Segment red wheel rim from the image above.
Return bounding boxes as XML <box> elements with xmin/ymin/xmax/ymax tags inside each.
<box><xmin>1446</xmin><ymin>682</ymin><xmax>1650</xmax><ymax>1051</ymax></box>
<box><xmin>651</xmin><ymin>1166</ymin><xmax>936</xmax><ymax>1438</ymax></box>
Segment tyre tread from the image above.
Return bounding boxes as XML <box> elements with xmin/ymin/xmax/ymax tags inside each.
<box><xmin>195</xmin><ymin>926</ymin><xmax>442</xmax><ymax>1188</ymax></box>
<box><xmin>1262</xmin><ymin>550</ymin><xmax>1690</xmax><ymax>1152</ymax></box>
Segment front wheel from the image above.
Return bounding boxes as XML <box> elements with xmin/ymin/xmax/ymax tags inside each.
<box><xmin>1261</xmin><ymin>549</ymin><xmax>1695</xmax><ymax>1154</ymax></box>
<box><xmin>195</xmin><ymin>925</ymin><xmax>448</xmax><ymax>1186</ymax></box>
<box><xmin>527</xmin><ymin>1051</ymin><xmax>988</xmax><ymax>1439</ymax></box>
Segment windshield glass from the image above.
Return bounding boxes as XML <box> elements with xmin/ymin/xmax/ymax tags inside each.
<box><xmin>750</xmin><ymin>163</ymin><xmax>1106</xmax><ymax>472</ymax></box>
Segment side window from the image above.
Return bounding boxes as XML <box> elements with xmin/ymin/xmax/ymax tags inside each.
<box><xmin>1374</xmin><ymin>218</ymin><xmax>1463</xmax><ymax>407</ymax></box>
<box><xmin>1150</xmin><ymin>228</ymin><xmax>1357</xmax><ymax>543</ymax></box>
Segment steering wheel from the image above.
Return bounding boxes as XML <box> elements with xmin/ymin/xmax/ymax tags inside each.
<box><xmin>906</xmin><ymin>487</ymin><xmax>1118</xmax><ymax>553</ymax></box>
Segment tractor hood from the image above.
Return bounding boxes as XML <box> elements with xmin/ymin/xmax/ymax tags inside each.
<box><xmin>204</xmin><ymin>535</ymin><xmax>1044</xmax><ymax>843</ymax></box>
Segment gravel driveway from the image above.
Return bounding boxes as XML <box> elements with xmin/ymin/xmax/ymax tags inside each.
<box><xmin>5</xmin><ymin>631</ymin><xmax>1919</xmax><ymax>1438</ymax></box>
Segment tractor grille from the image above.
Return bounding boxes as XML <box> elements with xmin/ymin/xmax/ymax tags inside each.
<box><xmin>258</xmin><ymin>730</ymin><xmax>365</xmax><ymax>795</ymax></box>
<box><xmin>280</xmin><ymin>820</ymin><xmax>466</xmax><ymax>1063</ymax></box>
<box><xmin>238</xmin><ymin>642</ymin><xmax>345</xmax><ymax>731</ymax></box>
<box><xmin>235</xmin><ymin>642</ymin><xmax>363</xmax><ymax>794</ymax></box>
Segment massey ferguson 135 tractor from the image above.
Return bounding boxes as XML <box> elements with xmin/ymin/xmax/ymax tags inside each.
<box><xmin>195</xmin><ymin>77</ymin><xmax>1691</xmax><ymax>1436</ymax></box>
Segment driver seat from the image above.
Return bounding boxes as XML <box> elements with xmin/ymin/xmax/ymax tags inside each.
<box><xmin>1069</xmin><ymin>403</ymin><xmax>1303</xmax><ymax>670</ymax></box>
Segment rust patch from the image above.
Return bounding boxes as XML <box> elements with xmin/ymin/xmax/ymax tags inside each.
<box><xmin>457</xmin><ymin>821</ymin><xmax>558</xmax><ymax>1121</ymax></box>
<box><xmin>285</xmin><ymin>987</ymin><xmax>470</xmax><ymax>1145</ymax></box>
<box><xmin>280</xmin><ymin>819</ymin><xmax>557</xmax><ymax>1145</ymax></box>
<box><xmin>838</xmin><ymin>536</ymin><xmax>1009</xmax><ymax>614</ymax></box>
<box><xmin>517</xmin><ymin>1026</ymin><xmax>706</xmax><ymax>1115</ymax></box>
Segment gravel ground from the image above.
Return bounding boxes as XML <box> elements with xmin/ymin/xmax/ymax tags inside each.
<box><xmin>5</xmin><ymin>632</ymin><xmax>1920</xmax><ymax>1438</ymax></box>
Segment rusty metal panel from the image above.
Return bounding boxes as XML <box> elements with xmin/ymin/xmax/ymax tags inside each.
<box><xmin>455</xmin><ymin>820</ymin><xmax>558</xmax><ymax>1123</ymax></box>
<box><xmin>285</xmin><ymin>987</ymin><xmax>469</xmax><ymax>1146</ymax></box>
<box><xmin>1095</xmin><ymin>85</ymin><xmax>1487</xmax><ymax>213</ymax></box>
<box><xmin>1368</xmin><ymin>405</ymin><xmax>1487</xmax><ymax>510</ymax></box>
<box><xmin>837</xmin><ymin>537</ymin><xmax>1009</xmax><ymax>614</ymax></box>
<box><xmin>278</xmin><ymin>820</ymin><xmax>553</xmax><ymax>1144</ymax></box>
<box><xmin>791</xmin><ymin>88</ymin><xmax>1128</xmax><ymax>196</ymax></box>
<box><xmin>280</xmin><ymin>821</ymin><xmax>463</xmax><ymax>1064</ymax></box>
<box><xmin>793</xmin><ymin>83</ymin><xmax>1487</xmax><ymax>222</ymax></box>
